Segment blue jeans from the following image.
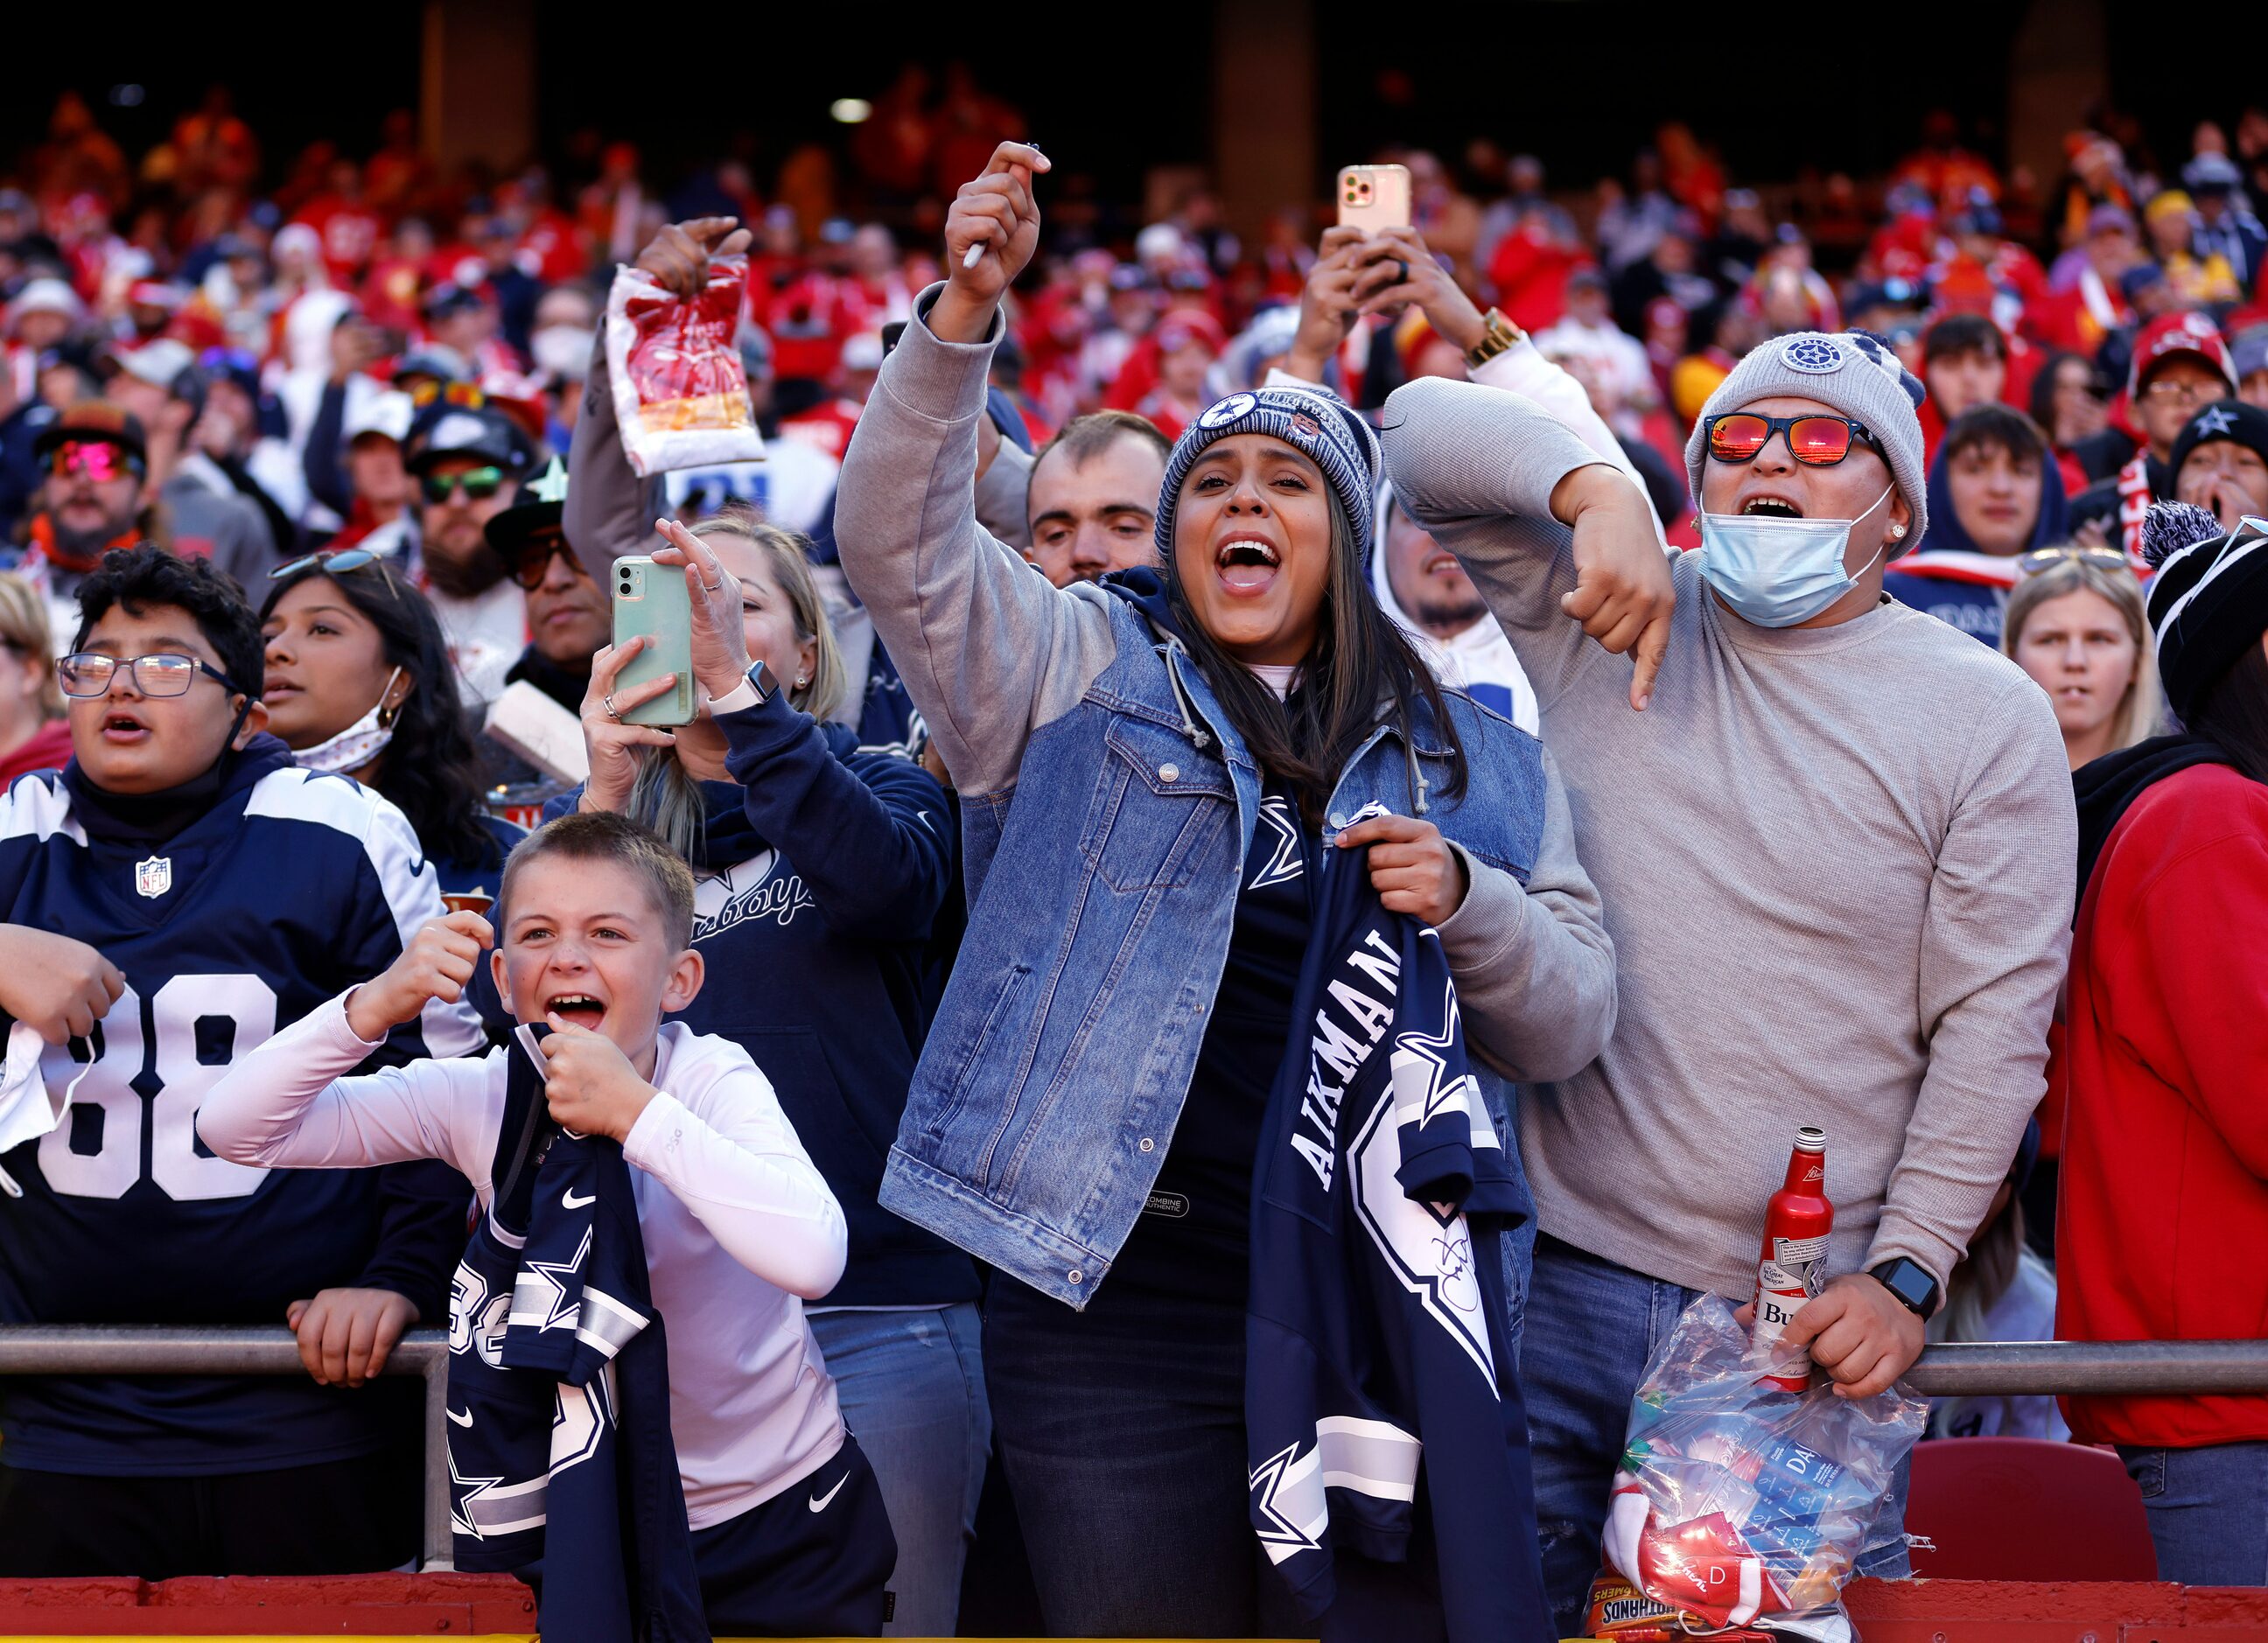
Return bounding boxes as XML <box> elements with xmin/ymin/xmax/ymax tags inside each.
<box><xmin>982</xmin><ymin>1278</ymin><xmax>1306</xmax><ymax>1639</ymax></box>
<box><xmin>1522</xmin><ymin>1235</ymin><xmax>1912</xmax><ymax>1635</ymax></box>
<box><xmin>2118</xmin><ymin>1442</ymin><xmax>2268</xmax><ymax>1587</ymax></box>
<box><xmin>808</xmin><ymin>1304</ymin><xmax>990</xmax><ymax>1639</ymax></box>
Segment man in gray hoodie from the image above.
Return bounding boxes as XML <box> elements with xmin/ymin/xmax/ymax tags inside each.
<box><xmin>1382</xmin><ymin>332</ymin><xmax>2075</xmax><ymax>1626</ymax></box>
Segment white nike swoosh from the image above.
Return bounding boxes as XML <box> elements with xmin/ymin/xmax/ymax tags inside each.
<box><xmin>562</xmin><ymin>1187</ymin><xmax>597</xmax><ymax>1209</ymax></box>
<box><xmin>447</xmin><ymin>1406</ymin><xmax>474</xmax><ymax>1428</ymax></box>
<box><xmin>808</xmin><ymin>1472</ymin><xmax>848</xmax><ymax>1513</ymax></box>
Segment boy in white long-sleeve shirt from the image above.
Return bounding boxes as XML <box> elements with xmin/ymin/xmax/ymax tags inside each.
<box><xmin>199</xmin><ymin>811</ymin><xmax>898</xmax><ymax>1636</ymax></box>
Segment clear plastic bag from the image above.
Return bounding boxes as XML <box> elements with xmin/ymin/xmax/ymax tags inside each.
<box><xmin>604</xmin><ymin>254</ymin><xmax>765</xmax><ymax>476</ymax></box>
<box><xmin>1595</xmin><ymin>1295</ymin><xmax>1926</xmax><ymax>1642</ymax></box>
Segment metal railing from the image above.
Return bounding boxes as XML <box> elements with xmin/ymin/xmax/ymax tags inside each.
<box><xmin>0</xmin><ymin>1326</ymin><xmax>458</xmax><ymax>1570</ymax></box>
<box><xmin>0</xmin><ymin>1327</ymin><xmax>2264</xmax><ymax>1575</ymax></box>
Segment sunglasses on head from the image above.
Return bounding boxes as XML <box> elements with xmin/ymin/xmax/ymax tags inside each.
<box><xmin>421</xmin><ymin>465</ymin><xmax>507</xmax><ymax>506</ymax></box>
<box><xmin>2018</xmin><ymin>544</ymin><xmax>2130</xmax><ymax>578</ymax></box>
<box><xmin>1704</xmin><ymin>412</ymin><xmax>1883</xmax><ymax>467</ymax></box>
<box><xmin>268</xmin><ymin>545</ymin><xmax>402</xmax><ymax>594</ymax></box>
<box><xmin>48</xmin><ymin>439</ymin><xmax>144</xmax><ymax>485</ymax></box>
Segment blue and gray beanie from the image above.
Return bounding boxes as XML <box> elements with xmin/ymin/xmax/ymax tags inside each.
<box><xmin>1154</xmin><ymin>385</ymin><xmax>1382</xmax><ymax>562</ymax></box>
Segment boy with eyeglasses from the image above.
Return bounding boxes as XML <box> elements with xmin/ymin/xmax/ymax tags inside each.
<box><xmin>2069</xmin><ymin>314</ymin><xmax>2239</xmax><ymax>558</ymax></box>
<box><xmin>0</xmin><ymin>545</ymin><xmax>484</xmax><ymax>1577</ymax></box>
<box><xmin>402</xmin><ymin>397</ymin><xmax>536</xmax><ymax>706</ymax></box>
<box><xmin>1384</xmin><ymin>331</ymin><xmax>2074</xmax><ymax>1630</ymax></box>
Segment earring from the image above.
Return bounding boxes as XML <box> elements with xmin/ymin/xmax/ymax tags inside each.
<box><xmin>377</xmin><ymin>700</ymin><xmax>402</xmax><ymax>728</ymax></box>
<box><xmin>794</xmin><ymin>674</ymin><xmax>810</xmax><ymax>690</ymax></box>
<box><xmin>1888</xmin><ymin>525</ymin><xmax>1905</xmax><ymax>540</ymax></box>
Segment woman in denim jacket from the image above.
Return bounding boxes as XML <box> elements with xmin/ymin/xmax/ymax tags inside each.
<box><xmin>835</xmin><ymin>143</ymin><xmax>1617</xmax><ymax>1637</ymax></box>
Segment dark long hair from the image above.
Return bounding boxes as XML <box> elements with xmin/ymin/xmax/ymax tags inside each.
<box><xmin>258</xmin><ymin>563</ymin><xmax>495</xmax><ymax>865</ymax></box>
<box><xmin>2193</xmin><ymin>636</ymin><xmax>2268</xmax><ymax>786</ymax></box>
<box><xmin>1164</xmin><ymin>489</ymin><xmax>1469</xmax><ymax>831</ymax></box>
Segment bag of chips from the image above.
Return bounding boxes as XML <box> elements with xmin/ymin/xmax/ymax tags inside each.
<box><xmin>1596</xmin><ymin>1295</ymin><xmax>1925</xmax><ymax>1643</ymax></box>
<box><xmin>604</xmin><ymin>254</ymin><xmax>764</xmax><ymax>476</ymax></box>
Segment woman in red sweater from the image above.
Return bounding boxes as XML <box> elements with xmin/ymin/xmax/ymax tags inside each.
<box><xmin>2059</xmin><ymin>501</ymin><xmax>2268</xmax><ymax>1589</ymax></box>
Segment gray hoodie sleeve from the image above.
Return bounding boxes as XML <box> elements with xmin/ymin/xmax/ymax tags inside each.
<box><xmin>832</xmin><ymin>290</ymin><xmax>1117</xmax><ymax>798</ymax></box>
<box><xmin>1382</xmin><ymin>375</ymin><xmax>1638</xmax><ymax>715</ymax></box>
<box><xmin>565</xmin><ymin>326</ymin><xmax>667</xmax><ymax>584</ymax></box>
<box><xmin>1436</xmin><ymin>745</ymin><xmax>1616</xmax><ymax>1085</ymax></box>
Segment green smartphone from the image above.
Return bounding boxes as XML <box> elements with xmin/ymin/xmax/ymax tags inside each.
<box><xmin>610</xmin><ymin>556</ymin><xmax>696</xmax><ymax>726</ymax></box>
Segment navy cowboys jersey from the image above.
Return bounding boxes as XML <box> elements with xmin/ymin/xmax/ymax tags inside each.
<box><xmin>0</xmin><ymin>748</ymin><xmax>482</xmax><ymax>1474</ymax></box>
<box><xmin>1245</xmin><ymin>840</ymin><xmax>1553</xmax><ymax>1642</ymax></box>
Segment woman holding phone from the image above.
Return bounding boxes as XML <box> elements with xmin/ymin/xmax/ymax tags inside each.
<box><xmin>564</xmin><ymin>508</ymin><xmax>982</xmax><ymax>1640</ymax></box>
<box><xmin>832</xmin><ymin>142</ymin><xmax>1615</xmax><ymax>1635</ymax></box>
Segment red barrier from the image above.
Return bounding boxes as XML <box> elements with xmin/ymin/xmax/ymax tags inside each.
<box><xmin>0</xmin><ymin>1574</ymin><xmax>2265</xmax><ymax>1638</ymax></box>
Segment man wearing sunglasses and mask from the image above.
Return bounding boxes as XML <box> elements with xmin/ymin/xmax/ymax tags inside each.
<box><xmin>0</xmin><ymin>544</ymin><xmax>482</xmax><ymax>1578</ymax></box>
<box><xmin>1385</xmin><ymin>331</ymin><xmax>2074</xmax><ymax>1632</ymax></box>
<box><xmin>402</xmin><ymin>396</ymin><xmax>536</xmax><ymax>706</ymax></box>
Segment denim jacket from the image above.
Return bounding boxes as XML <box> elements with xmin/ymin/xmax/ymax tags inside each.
<box><xmin>835</xmin><ymin>290</ymin><xmax>1616</xmax><ymax>1307</ymax></box>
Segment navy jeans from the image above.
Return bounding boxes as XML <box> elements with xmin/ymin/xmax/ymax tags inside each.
<box><xmin>1522</xmin><ymin>1234</ymin><xmax>1912</xmax><ymax>1634</ymax></box>
<box><xmin>983</xmin><ymin>1277</ymin><xmax>1306</xmax><ymax>1639</ymax></box>
<box><xmin>2118</xmin><ymin>1441</ymin><xmax>2268</xmax><ymax>1587</ymax></box>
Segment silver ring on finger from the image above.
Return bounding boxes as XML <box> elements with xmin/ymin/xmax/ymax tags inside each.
<box><xmin>603</xmin><ymin>693</ymin><xmax>622</xmax><ymax>722</ymax></box>
<box><xmin>700</xmin><ymin>577</ymin><xmax>724</xmax><ymax>593</ymax></box>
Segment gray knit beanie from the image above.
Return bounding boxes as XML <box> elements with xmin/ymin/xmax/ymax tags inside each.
<box><xmin>1684</xmin><ymin>331</ymin><xmax>1930</xmax><ymax>546</ymax></box>
<box><xmin>1156</xmin><ymin>385</ymin><xmax>1380</xmax><ymax>563</ymax></box>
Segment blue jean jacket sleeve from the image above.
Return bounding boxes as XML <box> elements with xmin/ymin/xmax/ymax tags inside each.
<box><xmin>717</xmin><ymin>692</ymin><xmax>953</xmax><ymax>943</ymax></box>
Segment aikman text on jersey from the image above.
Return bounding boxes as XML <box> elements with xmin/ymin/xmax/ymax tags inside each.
<box><xmin>1288</xmin><ymin>927</ymin><xmax>1403</xmax><ymax>1193</ymax></box>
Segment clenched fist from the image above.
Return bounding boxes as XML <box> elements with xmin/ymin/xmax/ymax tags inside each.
<box><xmin>539</xmin><ymin>1018</ymin><xmax>657</xmax><ymax>1142</ymax></box>
<box><xmin>1335</xmin><ymin>812</ymin><xmax>1469</xmax><ymax>927</ymax></box>
<box><xmin>287</xmin><ymin>1287</ymin><xmax>417</xmax><ymax>1388</ymax></box>
<box><xmin>931</xmin><ymin>142</ymin><xmax>1051</xmax><ymax>344</ymax></box>
<box><xmin>0</xmin><ymin>926</ymin><xmax>125</xmax><ymax>1045</ymax></box>
<box><xmin>347</xmin><ymin>911</ymin><xmax>493</xmax><ymax>1041</ymax></box>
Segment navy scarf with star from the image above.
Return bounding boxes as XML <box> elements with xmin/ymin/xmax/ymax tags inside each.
<box><xmin>444</xmin><ymin>1026</ymin><xmax>706</xmax><ymax>1642</ymax></box>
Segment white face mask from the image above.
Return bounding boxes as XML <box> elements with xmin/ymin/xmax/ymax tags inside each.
<box><xmin>529</xmin><ymin>325</ymin><xmax>593</xmax><ymax>381</ymax></box>
<box><xmin>292</xmin><ymin>668</ymin><xmax>402</xmax><ymax>775</ymax></box>
<box><xmin>1697</xmin><ymin>486</ymin><xmax>1895</xmax><ymax>628</ymax></box>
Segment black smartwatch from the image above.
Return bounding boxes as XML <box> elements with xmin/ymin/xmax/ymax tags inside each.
<box><xmin>742</xmin><ymin>658</ymin><xmax>775</xmax><ymax>707</ymax></box>
<box><xmin>1867</xmin><ymin>1256</ymin><xmax>1941</xmax><ymax>1318</ymax></box>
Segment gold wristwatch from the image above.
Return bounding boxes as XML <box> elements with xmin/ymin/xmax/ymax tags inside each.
<box><xmin>1464</xmin><ymin>307</ymin><xmax>1523</xmax><ymax>371</ymax></box>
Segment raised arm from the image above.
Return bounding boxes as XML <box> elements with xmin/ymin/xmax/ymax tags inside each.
<box><xmin>564</xmin><ymin>218</ymin><xmax>750</xmax><ymax>584</ymax></box>
<box><xmin>623</xmin><ymin>1060</ymin><xmax>849</xmax><ymax>1301</ymax></box>
<box><xmin>1435</xmin><ymin>749</ymin><xmax>1616</xmax><ymax>1084</ymax></box>
<box><xmin>1383</xmin><ymin>375</ymin><xmax>1674</xmax><ymax>711</ymax></box>
<box><xmin>832</xmin><ymin>143</ymin><xmax>1118</xmax><ymax>798</ymax></box>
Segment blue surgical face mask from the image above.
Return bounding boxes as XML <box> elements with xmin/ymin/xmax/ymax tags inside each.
<box><xmin>1697</xmin><ymin>486</ymin><xmax>1895</xmax><ymax>628</ymax></box>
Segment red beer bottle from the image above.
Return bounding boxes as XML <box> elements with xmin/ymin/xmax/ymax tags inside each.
<box><xmin>1752</xmin><ymin>1125</ymin><xmax>1831</xmax><ymax>1393</ymax></box>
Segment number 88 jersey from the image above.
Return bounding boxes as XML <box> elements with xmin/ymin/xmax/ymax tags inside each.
<box><xmin>0</xmin><ymin>752</ymin><xmax>485</xmax><ymax>1476</ymax></box>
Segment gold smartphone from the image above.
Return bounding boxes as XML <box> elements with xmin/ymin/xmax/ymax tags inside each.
<box><xmin>1337</xmin><ymin>164</ymin><xmax>1412</xmax><ymax>232</ymax></box>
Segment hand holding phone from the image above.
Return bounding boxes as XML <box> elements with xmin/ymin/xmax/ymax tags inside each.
<box><xmin>610</xmin><ymin>557</ymin><xmax>696</xmax><ymax>726</ymax></box>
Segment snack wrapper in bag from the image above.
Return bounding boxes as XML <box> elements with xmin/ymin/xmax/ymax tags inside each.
<box><xmin>1598</xmin><ymin>1295</ymin><xmax>1925</xmax><ymax>1643</ymax></box>
<box><xmin>605</xmin><ymin>254</ymin><xmax>764</xmax><ymax>476</ymax></box>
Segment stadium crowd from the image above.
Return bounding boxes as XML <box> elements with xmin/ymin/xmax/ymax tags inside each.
<box><xmin>0</xmin><ymin>73</ymin><xmax>2263</xmax><ymax>1641</ymax></box>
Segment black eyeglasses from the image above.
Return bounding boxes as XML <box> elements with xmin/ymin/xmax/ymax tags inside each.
<box><xmin>1704</xmin><ymin>412</ymin><xmax>1884</xmax><ymax>467</ymax></box>
<box><xmin>421</xmin><ymin>465</ymin><xmax>507</xmax><ymax>506</ymax></box>
<box><xmin>59</xmin><ymin>651</ymin><xmax>240</xmax><ymax>699</ymax></box>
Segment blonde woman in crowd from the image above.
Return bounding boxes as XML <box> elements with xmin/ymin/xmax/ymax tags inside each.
<box><xmin>2001</xmin><ymin>547</ymin><xmax>2160</xmax><ymax>771</ymax></box>
<box><xmin>0</xmin><ymin>573</ymin><xmax>68</xmax><ymax>785</ymax></box>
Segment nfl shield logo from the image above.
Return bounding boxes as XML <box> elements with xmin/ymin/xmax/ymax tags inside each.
<box><xmin>134</xmin><ymin>855</ymin><xmax>172</xmax><ymax>898</ymax></box>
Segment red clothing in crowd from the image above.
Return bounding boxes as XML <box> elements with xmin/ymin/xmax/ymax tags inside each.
<box><xmin>294</xmin><ymin>195</ymin><xmax>383</xmax><ymax>282</ymax></box>
<box><xmin>2057</xmin><ymin>763</ymin><xmax>2268</xmax><ymax>1449</ymax></box>
<box><xmin>0</xmin><ymin>721</ymin><xmax>71</xmax><ymax>786</ymax></box>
